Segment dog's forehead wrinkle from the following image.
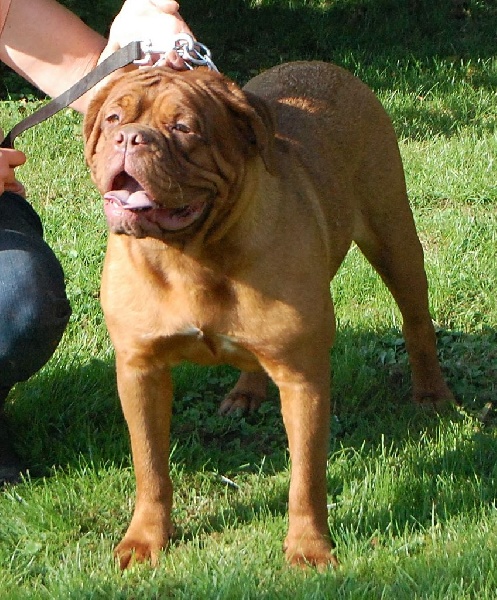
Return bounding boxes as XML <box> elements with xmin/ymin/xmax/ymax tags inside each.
<box><xmin>104</xmin><ymin>90</ymin><xmax>143</xmax><ymax>123</ymax></box>
<box><xmin>109</xmin><ymin>71</ymin><xmax>176</xmax><ymax>114</ymax></box>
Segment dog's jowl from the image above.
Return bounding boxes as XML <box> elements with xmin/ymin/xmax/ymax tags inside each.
<box><xmin>84</xmin><ymin>62</ymin><xmax>453</xmax><ymax>569</ymax></box>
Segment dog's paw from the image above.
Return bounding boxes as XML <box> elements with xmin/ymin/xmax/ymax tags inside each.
<box><xmin>114</xmin><ymin>538</ymin><xmax>160</xmax><ymax>570</ymax></box>
<box><xmin>413</xmin><ymin>383</ymin><xmax>456</xmax><ymax>413</ymax></box>
<box><xmin>283</xmin><ymin>535</ymin><xmax>339</xmax><ymax>570</ymax></box>
<box><xmin>219</xmin><ymin>371</ymin><xmax>269</xmax><ymax>415</ymax></box>
<box><xmin>218</xmin><ymin>391</ymin><xmax>265</xmax><ymax>415</ymax></box>
<box><xmin>114</xmin><ymin>518</ymin><xmax>173</xmax><ymax>569</ymax></box>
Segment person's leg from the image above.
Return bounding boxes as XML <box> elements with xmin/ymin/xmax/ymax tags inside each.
<box><xmin>0</xmin><ymin>192</ymin><xmax>71</xmax><ymax>482</ymax></box>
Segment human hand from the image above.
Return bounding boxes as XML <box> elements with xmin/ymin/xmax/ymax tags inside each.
<box><xmin>0</xmin><ymin>130</ymin><xmax>26</xmax><ymax>197</ymax></box>
<box><xmin>100</xmin><ymin>0</ymin><xmax>194</xmax><ymax>69</ymax></box>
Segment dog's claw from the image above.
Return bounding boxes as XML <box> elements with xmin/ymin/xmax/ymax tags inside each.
<box><xmin>114</xmin><ymin>538</ymin><xmax>163</xmax><ymax>570</ymax></box>
<box><xmin>218</xmin><ymin>392</ymin><xmax>265</xmax><ymax>415</ymax></box>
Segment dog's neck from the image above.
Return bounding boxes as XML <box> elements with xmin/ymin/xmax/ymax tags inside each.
<box><xmin>109</xmin><ymin>155</ymin><xmax>280</xmax><ymax>277</ymax></box>
<box><xmin>203</xmin><ymin>156</ymin><xmax>275</xmax><ymax>245</ymax></box>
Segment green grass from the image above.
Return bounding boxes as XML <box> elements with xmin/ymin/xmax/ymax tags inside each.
<box><xmin>1</xmin><ymin>0</ymin><xmax>497</xmax><ymax>597</ymax></box>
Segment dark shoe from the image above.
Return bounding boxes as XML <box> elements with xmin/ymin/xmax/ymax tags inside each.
<box><xmin>0</xmin><ymin>387</ymin><xmax>24</xmax><ymax>484</ymax></box>
<box><xmin>0</xmin><ymin>385</ymin><xmax>10</xmax><ymax>403</ymax></box>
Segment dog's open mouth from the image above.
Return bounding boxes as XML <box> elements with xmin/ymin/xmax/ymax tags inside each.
<box><xmin>104</xmin><ymin>172</ymin><xmax>207</xmax><ymax>232</ymax></box>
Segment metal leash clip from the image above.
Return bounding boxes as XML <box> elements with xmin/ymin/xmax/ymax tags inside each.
<box><xmin>134</xmin><ymin>35</ymin><xmax>219</xmax><ymax>72</ymax></box>
<box><xmin>174</xmin><ymin>33</ymin><xmax>219</xmax><ymax>72</ymax></box>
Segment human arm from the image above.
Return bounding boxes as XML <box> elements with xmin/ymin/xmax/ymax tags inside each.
<box><xmin>0</xmin><ymin>0</ymin><xmax>192</xmax><ymax>114</ymax></box>
<box><xmin>0</xmin><ymin>0</ymin><xmax>105</xmax><ymax>113</ymax></box>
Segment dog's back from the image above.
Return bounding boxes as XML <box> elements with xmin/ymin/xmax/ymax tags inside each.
<box><xmin>244</xmin><ymin>61</ymin><xmax>396</xmax><ymax>166</ymax></box>
<box><xmin>244</xmin><ymin>61</ymin><xmax>409</xmax><ymax>275</ymax></box>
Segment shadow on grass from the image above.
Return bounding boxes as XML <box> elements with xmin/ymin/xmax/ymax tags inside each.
<box><xmin>54</xmin><ymin>0</ymin><xmax>497</xmax><ymax>67</ymax></box>
<box><xmin>7</xmin><ymin>0</ymin><xmax>483</xmax><ymax>108</ymax></box>
<box><xmin>185</xmin><ymin>0</ymin><xmax>497</xmax><ymax>80</ymax></box>
<box><xmin>4</xmin><ymin>325</ymin><xmax>497</xmax><ymax>546</ymax></box>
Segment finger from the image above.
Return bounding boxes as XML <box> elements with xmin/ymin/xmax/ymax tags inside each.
<box><xmin>4</xmin><ymin>180</ymin><xmax>26</xmax><ymax>197</ymax></box>
<box><xmin>0</xmin><ymin>148</ymin><xmax>27</xmax><ymax>168</ymax></box>
<box><xmin>0</xmin><ymin>167</ymin><xmax>22</xmax><ymax>186</ymax></box>
<box><xmin>10</xmin><ymin>150</ymin><xmax>26</xmax><ymax>168</ymax></box>
<box><xmin>159</xmin><ymin>49</ymin><xmax>187</xmax><ymax>70</ymax></box>
<box><xmin>149</xmin><ymin>0</ymin><xmax>180</xmax><ymax>13</ymax></box>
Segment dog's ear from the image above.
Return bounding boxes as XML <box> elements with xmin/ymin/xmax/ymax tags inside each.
<box><xmin>83</xmin><ymin>90</ymin><xmax>106</xmax><ymax>165</ymax></box>
<box><xmin>242</xmin><ymin>90</ymin><xmax>277</xmax><ymax>175</ymax></box>
<box><xmin>82</xmin><ymin>75</ymin><xmax>122</xmax><ymax>164</ymax></box>
<box><xmin>223</xmin><ymin>81</ymin><xmax>277</xmax><ymax>175</ymax></box>
<box><xmin>83</xmin><ymin>97</ymin><xmax>101</xmax><ymax>143</ymax></box>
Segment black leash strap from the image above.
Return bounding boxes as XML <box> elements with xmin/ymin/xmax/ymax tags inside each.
<box><xmin>0</xmin><ymin>41</ymin><xmax>142</xmax><ymax>149</ymax></box>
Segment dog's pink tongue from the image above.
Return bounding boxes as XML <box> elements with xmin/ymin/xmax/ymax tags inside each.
<box><xmin>104</xmin><ymin>189</ymin><xmax>156</xmax><ymax>210</ymax></box>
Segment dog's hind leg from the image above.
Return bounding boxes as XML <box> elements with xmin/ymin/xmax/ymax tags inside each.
<box><xmin>219</xmin><ymin>370</ymin><xmax>269</xmax><ymax>415</ymax></box>
<box><xmin>353</xmin><ymin>196</ymin><xmax>453</xmax><ymax>410</ymax></box>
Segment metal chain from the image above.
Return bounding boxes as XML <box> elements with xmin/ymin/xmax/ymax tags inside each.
<box><xmin>134</xmin><ymin>34</ymin><xmax>219</xmax><ymax>72</ymax></box>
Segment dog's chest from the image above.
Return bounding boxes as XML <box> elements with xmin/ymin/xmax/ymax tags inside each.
<box><xmin>136</xmin><ymin>267</ymin><xmax>261</xmax><ymax>369</ymax></box>
<box><xmin>168</xmin><ymin>325</ymin><xmax>260</xmax><ymax>370</ymax></box>
<box><xmin>103</xmin><ymin>240</ymin><xmax>278</xmax><ymax>371</ymax></box>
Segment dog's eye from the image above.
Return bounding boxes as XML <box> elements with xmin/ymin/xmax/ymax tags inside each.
<box><xmin>171</xmin><ymin>123</ymin><xmax>191</xmax><ymax>134</ymax></box>
<box><xmin>105</xmin><ymin>113</ymin><xmax>121</xmax><ymax>125</ymax></box>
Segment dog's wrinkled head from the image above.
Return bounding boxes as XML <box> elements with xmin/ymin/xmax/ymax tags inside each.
<box><xmin>83</xmin><ymin>66</ymin><xmax>274</xmax><ymax>241</ymax></box>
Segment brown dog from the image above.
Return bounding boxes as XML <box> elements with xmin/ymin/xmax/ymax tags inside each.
<box><xmin>84</xmin><ymin>62</ymin><xmax>453</xmax><ymax>569</ymax></box>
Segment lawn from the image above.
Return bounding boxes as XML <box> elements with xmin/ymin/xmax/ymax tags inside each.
<box><xmin>1</xmin><ymin>0</ymin><xmax>497</xmax><ymax>597</ymax></box>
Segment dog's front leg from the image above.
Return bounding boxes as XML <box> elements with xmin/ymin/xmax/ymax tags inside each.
<box><xmin>113</xmin><ymin>354</ymin><xmax>174</xmax><ymax>570</ymax></box>
<box><xmin>268</xmin><ymin>353</ymin><xmax>339</xmax><ymax>569</ymax></box>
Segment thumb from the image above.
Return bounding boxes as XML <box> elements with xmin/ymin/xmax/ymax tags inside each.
<box><xmin>97</xmin><ymin>41</ymin><xmax>119</xmax><ymax>65</ymax></box>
